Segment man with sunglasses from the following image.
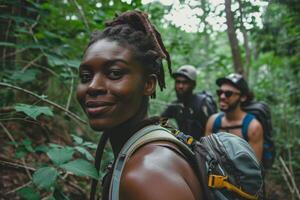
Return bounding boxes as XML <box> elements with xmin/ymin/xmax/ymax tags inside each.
<box><xmin>162</xmin><ymin>65</ymin><xmax>217</xmax><ymax>140</ymax></box>
<box><xmin>205</xmin><ymin>73</ymin><xmax>263</xmax><ymax>161</ymax></box>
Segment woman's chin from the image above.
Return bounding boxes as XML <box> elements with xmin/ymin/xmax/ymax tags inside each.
<box><xmin>89</xmin><ymin>120</ymin><xmax>109</xmax><ymax>131</ymax></box>
<box><xmin>88</xmin><ymin>118</ymin><xmax>121</xmax><ymax>131</ymax></box>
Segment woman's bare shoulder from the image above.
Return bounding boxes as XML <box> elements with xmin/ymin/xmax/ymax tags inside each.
<box><xmin>119</xmin><ymin>141</ymin><xmax>202</xmax><ymax>200</ymax></box>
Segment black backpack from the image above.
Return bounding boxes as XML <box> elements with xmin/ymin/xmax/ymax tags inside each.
<box><xmin>197</xmin><ymin>90</ymin><xmax>218</xmax><ymax>116</ymax></box>
<box><xmin>242</xmin><ymin>101</ymin><xmax>275</xmax><ymax>169</ymax></box>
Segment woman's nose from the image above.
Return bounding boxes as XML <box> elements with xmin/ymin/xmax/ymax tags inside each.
<box><xmin>87</xmin><ymin>73</ymin><xmax>106</xmax><ymax>96</ymax></box>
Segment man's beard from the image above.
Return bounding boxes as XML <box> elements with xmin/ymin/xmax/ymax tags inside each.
<box><xmin>176</xmin><ymin>90</ymin><xmax>193</xmax><ymax>101</ymax></box>
<box><xmin>220</xmin><ymin>98</ymin><xmax>240</xmax><ymax>113</ymax></box>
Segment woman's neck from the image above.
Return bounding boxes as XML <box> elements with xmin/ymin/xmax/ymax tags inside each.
<box><xmin>105</xmin><ymin>99</ymin><xmax>148</xmax><ymax>157</ymax></box>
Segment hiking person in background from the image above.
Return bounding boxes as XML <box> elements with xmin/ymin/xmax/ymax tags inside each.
<box><xmin>76</xmin><ymin>10</ymin><xmax>202</xmax><ymax>200</ymax></box>
<box><xmin>161</xmin><ymin>65</ymin><xmax>217</xmax><ymax>140</ymax></box>
<box><xmin>205</xmin><ymin>73</ymin><xmax>263</xmax><ymax>161</ymax></box>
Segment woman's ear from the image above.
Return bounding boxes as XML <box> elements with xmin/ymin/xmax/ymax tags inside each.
<box><xmin>143</xmin><ymin>74</ymin><xmax>157</xmax><ymax>96</ymax></box>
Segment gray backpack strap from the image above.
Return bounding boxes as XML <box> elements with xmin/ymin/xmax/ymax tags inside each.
<box><xmin>108</xmin><ymin>124</ymin><xmax>193</xmax><ymax>200</ymax></box>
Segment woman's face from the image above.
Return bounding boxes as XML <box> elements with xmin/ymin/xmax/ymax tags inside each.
<box><xmin>77</xmin><ymin>39</ymin><xmax>152</xmax><ymax>131</ymax></box>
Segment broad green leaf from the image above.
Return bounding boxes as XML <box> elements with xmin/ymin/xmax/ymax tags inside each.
<box><xmin>47</xmin><ymin>147</ymin><xmax>74</xmax><ymax>165</ymax></box>
<box><xmin>35</xmin><ymin>145</ymin><xmax>49</xmax><ymax>153</ymax></box>
<box><xmin>15</xmin><ymin>104</ymin><xmax>54</xmax><ymax>120</ymax></box>
<box><xmin>10</xmin><ymin>69</ymin><xmax>40</xmax><ymax>83</ymax></box>
<box><xmin>33</xmin><ymin>167</ymin><xmax>59</xmax><ymax>189</ymax></box>
<box><xmin>15</xmin><ymin>148</ymin><xmax>27</xmax><ymax>159</ymax></box>
<box><xmin>74</xmin><ymin>146</ymin><xmax>94</xmax><ymax>161</ymax></box>
<box><xmin>49</xmin><ymin>143</ymin><xmax>63</xmax><ymax>148</ymax></box>
<box><xmin>60</xmin><ymin>159</ymin><xmax>98</xmax><ymax>180</ymax></box>
<box><xmin>17</xmin><ymin>186</ymin><xmax>40</xmax><ymax>200</ymax></box>
<box><xmin>71</xmin><ymin>134</ymin><xmax>83</xmax><ymax>145</ymax></box>
<box><xmin>82</xmin><ymin>142</ymin><xmax>97</xmax><ymax>149</ymax></box>
<box><xmin>23</xmin><ymin>138</ymin><xmax>35</xmax><ymax>153</ymax></box>
<box><xmin>67</xmin><ymin>59</ymin><xmax>81</xmax><ymax>68</ymax></box>
<box><xmin>47</xmin><ymin>54</ymin><xmax>80</xmax><ymax>68</ymax></box>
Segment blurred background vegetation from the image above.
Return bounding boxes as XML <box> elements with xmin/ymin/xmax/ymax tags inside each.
<box><xmin>0</xmin><ymin>0</ymin><xmax>299</xmax><ymax>199</ymax></box>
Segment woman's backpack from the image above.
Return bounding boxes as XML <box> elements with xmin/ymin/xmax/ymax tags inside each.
<box><xmin>109</xmin><ymin>124</ymin><xmax>263</xmax><ymax>200</ymax></box>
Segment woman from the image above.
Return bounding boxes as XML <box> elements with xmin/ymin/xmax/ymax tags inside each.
<box><xmin>77</xmin><ymin>10</ymin><xmax>202</xmax><ymax>200</ymax></box>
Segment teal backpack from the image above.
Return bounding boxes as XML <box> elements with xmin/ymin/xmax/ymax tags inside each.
<box><xmin>107</xmin><ymin>124</ymin><xmax>263</xmax><ymax>200</ymax></box>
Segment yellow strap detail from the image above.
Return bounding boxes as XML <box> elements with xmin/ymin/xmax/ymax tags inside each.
<box><xmin>208</xmin><ymin>175</ymin><xmax>258</xmax><ymax>200</ymax></box>
<box><xmin>187</xmin><ymin>137</ymin><xmax>194</xmax><ymax>145</ymax></box>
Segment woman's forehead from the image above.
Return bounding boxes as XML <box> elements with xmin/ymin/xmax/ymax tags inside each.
<box><xmin>83</xmin><ymin>39</ymin><xmax>132</xmax><ymax>61</ymax></box>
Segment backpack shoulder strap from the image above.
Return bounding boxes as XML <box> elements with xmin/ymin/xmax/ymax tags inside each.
<box><xmin>242</xmin><ymin>113</ymin><xmax>255</xmax><ymax>141</ymax></box>
<box><xmin>212</xmin><ymin>113</ymin><xmax>224</xmax><ymax>133</ymax></box>
<box><xmin>109</xmin><ymin>124</ymin><xmax>194</xmax><ymax>200</ymax></box>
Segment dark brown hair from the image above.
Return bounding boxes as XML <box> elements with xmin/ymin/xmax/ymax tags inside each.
<box><xmin>86</xmin><ymin>10</ymin><xmax>172</xmax><ymax>98</ymax></box>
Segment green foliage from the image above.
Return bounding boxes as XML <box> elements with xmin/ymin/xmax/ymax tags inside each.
<box><xmin>47</xmin><ymin>54</ymin><xmax>81</xmax><ymax>69</ymax></box>
<box><xmin>60</xmin><ymin>159</ymin><xmax>99</xmax><ymax>180</ymax></box>
<box><xmin>10</xmin><ymin>69</ymin><xmax>40</xmax><ymax>83</ymax></box>
<box><xmin>15</xmin><ymin>104</ymin><xmax>54</xmax><ymax>120</ymax></box>
<box><xmin>74</xmin><ymin>146</ymin><xmax>94</xmax><ymax>161</ymax></box>
<box><xmin>17</xmin><ymin>187</ymin><xmax>40</xmax><ymax>200</ymax></box>
<box><xmin>33</xmin><ymin>167</ymin><xmax>59</xmax><ymax>189</ymax></box>
<box><xmin>47</xmin><ymin>146</ymin><xmax>75</xmax><ymax>165</ymax></box>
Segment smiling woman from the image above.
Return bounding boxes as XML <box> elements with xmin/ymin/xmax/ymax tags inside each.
<box><xmin>76</xmin><ymin>10</ymin><xmax>202</xmax><ymax>200</ymax></box>
<box><xmin>77</xmin><ymin>39</ymin><xmax>148</xmax><ymax>130</ymax></box>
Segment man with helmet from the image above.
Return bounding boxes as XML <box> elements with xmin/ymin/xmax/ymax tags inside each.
<box><xmin>205</xmin><ymin>73</ymin><xmax>263</xmax><ymax>161</ymax></box>
<box><xmin>161</xmin><ymin>65</ymin><xmax>217</xmax><ymax>140</ymax></box>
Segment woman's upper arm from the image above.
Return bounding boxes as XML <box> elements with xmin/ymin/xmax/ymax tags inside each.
<box><xmin>119</xmin><ymin>143</ymin><xmax>201</xmax><ymax>200</ymax></box>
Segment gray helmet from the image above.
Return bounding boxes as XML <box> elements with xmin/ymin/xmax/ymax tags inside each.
<box><xmin>172</xmin><ymin>65</ymin><xmax>197</xmax><ymax>81</ymax></box>
<box><xmin>216</xmin><ymin>73</ymin><xmax>249</xmax><ymax>95</ymax></box>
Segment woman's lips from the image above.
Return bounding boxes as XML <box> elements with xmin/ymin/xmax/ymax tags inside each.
<box><xmin>85</xmin><ymin>101</ymin><xmax>114</xmax><ymax>116</ymax></box>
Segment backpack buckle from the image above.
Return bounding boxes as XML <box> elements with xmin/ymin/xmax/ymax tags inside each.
<box><xmin>208</xmin><ymin>174</ymin><xmax>259</xmax><ymax>200</ymax></box>
<box><xmin>208</xmin><ymin>175</ymin><xmax>227</xmax><ymax>188</ymax></box>
<box><xmin>173</xmin><ymin>131</ymin><xmax>194</xmax><ymax>146</ymax></box>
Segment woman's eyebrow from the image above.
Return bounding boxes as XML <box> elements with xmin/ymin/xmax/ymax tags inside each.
<box><xmin>106</xmin><ymin>59</ymin><xmax>129</xmax><ymax>66</ymax></box>
<box><xmin>79</xmin><ymin>63</ymin><xmax>91</xmax><ymax>70</ymax></box>
<box><xmin>78</xmin><ymin>58</ymin><xmax>131</xmax><ymax>72</ymax></box>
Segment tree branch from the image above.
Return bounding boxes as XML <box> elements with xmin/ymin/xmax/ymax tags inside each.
<box><xmin>0</xmin><ymin>122</ymin><xmax>33</xmax><ymax>179</ymax></box>
<box><xmin>0</xmin><ymin>82</ymin><xmax>87</xmax><ymax>124</ymax></box>
<box><xmin>71</xmin><ymin>0</ymin><xmax>90</xmax><ymax>31</ymax></box>
<box><xmin>5</xmin><ymin>181</ymin><xmax>32</xmax><ymax>195</ymax></box>
<box><xmin>279</xmin><ymin>156</ymin><xmax>300</xmax><ymax>199</ymax></box>
<box><xmin>21</xmin><ymin>54</ymin><xmax>44</xmax><ymax>72</ymax></box>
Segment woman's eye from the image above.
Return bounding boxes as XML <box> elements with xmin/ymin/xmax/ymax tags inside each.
<box><xmin>80</xmin><ymin>71</ymin><xmax>93</xmax><ymax>83</ymax></box>
<box><xmin>107</xmin><ymin>70</ymin><xmax>124</xmax><ymax>80</ymax></box>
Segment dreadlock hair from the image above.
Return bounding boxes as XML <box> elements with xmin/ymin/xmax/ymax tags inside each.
<box><xmin>85</xmin><ymin>10</ymin><xmax>172</xmax><ymax>98</ymax></box>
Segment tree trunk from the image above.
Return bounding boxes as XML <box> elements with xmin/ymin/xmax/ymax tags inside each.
<box><xmin>237</xmin><ymin>0</ymin><xmax>251</xmax><ymax>80</ymax></box>
<box><xmin>225</xmin><ymin>0</ymin><xmax>244</xmax><ymax>76</ymax></box>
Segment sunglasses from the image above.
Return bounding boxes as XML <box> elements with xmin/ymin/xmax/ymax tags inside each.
<box><xmin>216</xmin><ymin>89</ymin><xmax>240</xmax><ymax>98</ymax></box>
